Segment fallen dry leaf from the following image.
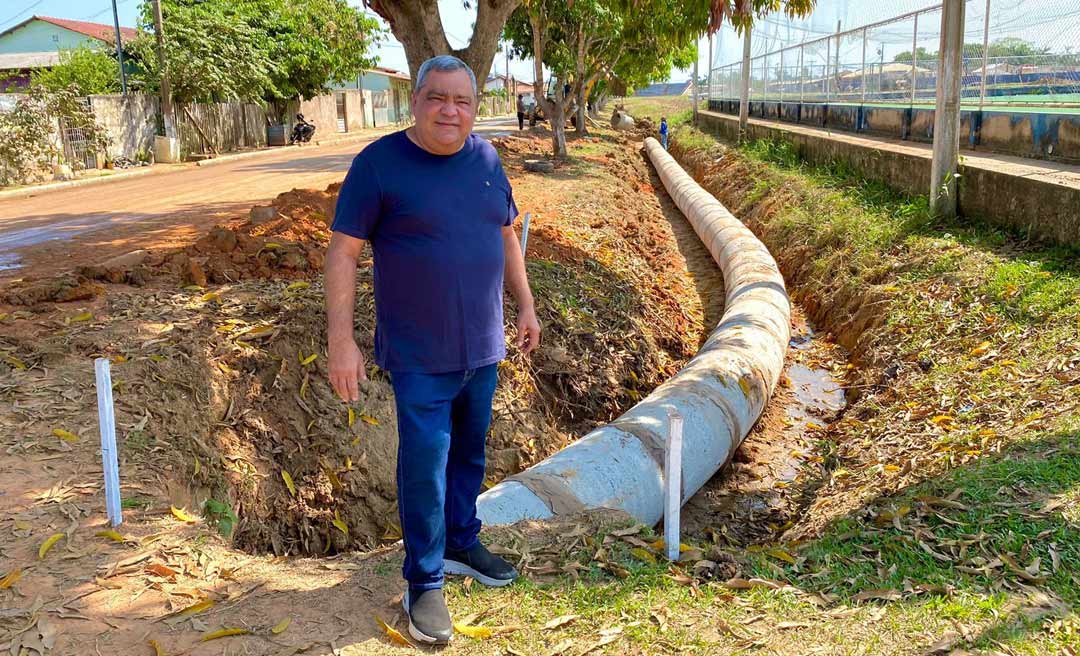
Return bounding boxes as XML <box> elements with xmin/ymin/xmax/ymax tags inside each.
<box><xmin>200</xmin><ymin>627</ymin><xmax>250</xmax><ymax>642</ymax></box>
<box><xmin>376</xmin><ymin>616</ymin><xmax>411</xmax><ymax>646</ymax></box>
<box><xmin>271</xmin><ymin>617</ymin><xmax>291</xmax><ymax>634</ymax></box>
<box><xmin>543</xmin><ymin>614</ymin><xmax>579</xmax><ymax>631</ymax></box>
<box><xmin>170</xmin><ymin>506</ymin><xmax>199</xmax><ymax>523</ymax></box>
<box><xmin>38</xmin><ymin>532</ymin><xmax>65</xmax><ymax>560</ymax></box>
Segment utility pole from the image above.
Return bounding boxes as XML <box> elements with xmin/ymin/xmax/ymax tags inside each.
<box><xmin>930</xmin><ymin>0</ymin><xmax>966</xmax><ymax>219</ymax></box>
<box><xmin>739</xmin><ymin>28</ymin><xmax>751</xmax><ymax>138</ymax></box>
<box><xmin>707</xmin><ymin>32</ymin><xmax>713</xmax><ymax>108</ymax></box>
<box><xmin>110</xmin><ymin>0</ymin><xmax>127</xmax><ymax>94</ymax></box>
<box><xmin>692</xmin><ymin>37</ymin><xmax>699</xmax><ymax>122</ymax></box>
<box><xmin>505</xmin><ymin>46</ymin><xmax>511</xmax><ymax>115</ymax></box>
<box><xmin>151</xmin><ymin>0</ymin><xmax>175</xmax><ymax>139</ymax></box>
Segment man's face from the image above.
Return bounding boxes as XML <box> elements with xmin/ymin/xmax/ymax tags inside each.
<box><xmin>411</xmin><ymin>69</ymin><xmax>475</xmax><ymax>155</ymax></box>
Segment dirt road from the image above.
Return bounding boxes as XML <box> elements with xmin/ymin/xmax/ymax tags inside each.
<box><xmin>0</xmin><ymin>118</ymin><xmax>519</xmax><ymax>280</ymax></box>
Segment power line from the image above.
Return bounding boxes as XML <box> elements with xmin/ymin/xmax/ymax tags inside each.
<box><xmin>0</xmin><ymin>0</ymin><xmax>44</xmax><ymax>30</ymax></box>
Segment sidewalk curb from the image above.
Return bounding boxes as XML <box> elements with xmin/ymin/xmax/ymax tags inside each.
<box><xmin>0</xmin><ymin>165</ymin><xmax>175</xmax><ymax>201</ymax></box>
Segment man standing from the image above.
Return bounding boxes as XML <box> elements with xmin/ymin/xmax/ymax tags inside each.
<box><xmin>516</xmin><ymin>93</ymin><xmax>526</xmax><ymax>130</ymax></box>
<box><xmin>324</xmin><ymin>55</ymin><xmax>541</xmax><ymax>645</ymax></box>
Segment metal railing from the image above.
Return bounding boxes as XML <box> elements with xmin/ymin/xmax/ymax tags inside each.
<box><xmin>708</xmin><ymin>0</ymin><xmax>1080</xmax><ymax>109</ymax></box>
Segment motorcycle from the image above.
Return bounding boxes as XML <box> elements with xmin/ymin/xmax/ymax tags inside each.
<box><xmin>290</xmin><ymin>114</ymin><xmax>316</xmax><ymax>145</ymax></box>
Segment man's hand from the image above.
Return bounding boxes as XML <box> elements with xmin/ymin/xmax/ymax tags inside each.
<box><xmin>515</xmin><ymin>305</ymin><xmax>541</xmax><ymax>354</ymax></box>
<box><xmin>328</xmin><ymin>338</ymin><xmax>368</xmax><ymax>402</ymax></box>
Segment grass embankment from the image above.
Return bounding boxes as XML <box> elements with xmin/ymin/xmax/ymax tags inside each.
<box><xmin>423</xmin><ymin>123</ymin><xmax>1080</xmax><ymax>656</ymax></box>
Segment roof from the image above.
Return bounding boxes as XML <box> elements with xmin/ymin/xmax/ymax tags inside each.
<box><xmin>0</xmin><ymin>16</ymin><xmax>138</xmax><ymax>45</ymax></box>
<box><xmin>368</xmin><ymin>66</ymin><xmax>411</xmax><ymax>81</ymax></box>
<box><xmin>634</xmin><ymin>81</ymin><xmax>691</xmax><ymax>97</ymax></box>
<box><xmin>0</xmin><ymin>51</ymin><xmax>61</xmax><ymax>70</ymax></box>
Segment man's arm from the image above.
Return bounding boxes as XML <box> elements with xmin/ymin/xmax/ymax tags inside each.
<box><xmin>325</xmin><ymin>231</ymin><xmax>369</xmax><ymax>401</ymax></box>
<box><xmin>502</xmin><ymin>225</ymin><xmax>541</xmax><ymax>354</ymax></box>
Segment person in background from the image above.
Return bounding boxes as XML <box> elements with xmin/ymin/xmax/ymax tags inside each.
<box><xmin>660</xmin><ymin>116</ymin><xmax>669</xmax><ymax>150</ymax></box>
<box><xmin>516</xmin><ymin>93</ymin><xmax>525</xmax><ymax>130</ymax></box>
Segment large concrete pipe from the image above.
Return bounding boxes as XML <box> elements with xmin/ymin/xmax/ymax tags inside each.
<box><xmin>476</xmin><ymin>137</ymin><xmax>791</xmax><ymax>526</ymax></box>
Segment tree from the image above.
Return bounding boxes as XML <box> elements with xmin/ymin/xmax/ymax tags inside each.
<box><xmin>31</xmin><ymin>46</ymin><xmax>122</xmax><ymax>96</ymax></box>
<box><xmin>0</xmin><ymin>85</ymin><xmax>110</xmax><ymax>186</ymax></box>
<box><xmin>505</xmin><ymin>0</ymin><xmax>812</xmax><ymax>156</ymax></box>
<box><xmin>129</xmin><ymin>0</ymin><xmax>381</xmax><ymax>105</ymax></box>
<box><xmin>365</xmin><ymin>0</ymin><xmax>521</xmax><ymax>82</ymax></box>
<box><xmin>129</xmin><ymin>0</ymin><xmax>276</xmax><ymax>103</ymax></box>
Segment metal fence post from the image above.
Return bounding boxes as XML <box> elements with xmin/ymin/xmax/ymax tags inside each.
<box><xmin>825</xmin><ymin>36</ymin><xmax>831</xmax><ymax>102</ymax></box>
<box><xmin>763</xmin><ymin>55</ymin><xmax>769</xmax><ymax>103</ymax></box>
<box><xmin>911</xmin><ymin>12</ymin><xmax>919</xmax><ymax>105</ymax></box>
<box><xmin>979</xmin><ymin>0</ymin><xmax>991</xmax><ymax>108</ymax></box>
<box><xmin>799</xmin><ymin>45</ymin><xmax>805</xmax><ymax>103</ymax></box>
<box><xmin>861</xmin><ymin>27</ymin><xmax>868</xmax><ymax>103</ymax></box>
<box><xmin>780</xmin><ymin>48</ymin><xmax>785</xmax><ymax>104</ymax></box>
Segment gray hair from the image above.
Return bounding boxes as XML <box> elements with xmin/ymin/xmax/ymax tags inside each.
<box><xmin>414</xmin><ymin>55</ymin><xmax>477</xmax><ymax>96</ymax></box>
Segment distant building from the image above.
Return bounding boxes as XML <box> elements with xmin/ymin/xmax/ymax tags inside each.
<box><xmin>633</xmin><ymin>81</ymin><xmax>692</xmax><ymax>97</ymax></box>
<box><xmin>0</xmin><ymin>16</ymin><xmax>135</xmax><ymax>90</ymax></box>
<box><xmin>334</xmin><ymin>66</ymin><xmax>413</xmax><ymax>126</ymax></box>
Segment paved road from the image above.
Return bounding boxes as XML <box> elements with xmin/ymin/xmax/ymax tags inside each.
<box><xmin>0</xmin><ymin>117</ymin><xmax>520</xmax><ymax>280</ymax></box>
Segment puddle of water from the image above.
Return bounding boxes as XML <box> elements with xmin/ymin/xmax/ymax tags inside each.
<box><xmin>679</xmin><ymin>312</ymin><xmax>850</xmax><ymax>542</ymax></box>
<box><xmin>0</xmin><ymin>252</ymin><xmax>21</xmax><ymax>271</ymax></box>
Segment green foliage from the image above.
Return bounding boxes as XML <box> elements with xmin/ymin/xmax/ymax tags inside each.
<box><xmin>0</xmin><ymin>85</ymin><xmax>111</xmax><ymax>186</ymax></box>
<box><xmin>203</xmin><ymin>497</ymin><xmax>238</xmax><ymax>538</ymax></box>
<box><xmin>31</xmin><ymin>46</ymin><xmax>121</xmax><ymax>96</ymax></box>
<box><xmin>129</xmin><ymin>0</ymin><xmax>382</xmax><ymax>104</ymax></box>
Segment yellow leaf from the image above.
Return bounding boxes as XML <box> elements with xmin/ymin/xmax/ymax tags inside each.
<box><xmin>930</xmin><ymin>415</ymin><xmax>954</xmax><ymax>426</ymax></box>
<box><xmin>38</xmin><ymin>532</ymin><xmax>65</xmax><ymax>560</ymax></box>
<box><xmin>170</xmin><ymin>506</ymin><xmax>199</xmax><ymax>523</ymax></box>
<box><xmin>148</xmin><ymin>639</ymin><xmax>167</xmax><ymax>656</ymax></box>
<box><xmin>376</xmin><ymin>616</ymin><xmax>411</xmax><ymax>646</ymax></box>
<box><xmin>149</xmin><ymin>354</ymin><xmax>165</xmax><ymax>362</ymax></box>
<box><xmin>360</xmin><ymin>414</ymin><xmax>379</xmax><ymax>426</ymax></box>
<box><xmin>767</xmin><ymin>548</ymin><xmax>798</xmax><ymax>565</ymax></box>
<box><xmin>805</xmin><ymin>422</ymin><xmax>823</xmax><ymax>430</ymax></box>
<box><xmin>454</xmin><ymin>622</ymin><xmax>493</xmax><ymax>639</ymax></box>
<box><xmin>631</xmin><ymin>547</ymin><xmax>657</xmax><ymax>564</ymax></box>
<box><xmin>70</xmin><ymin>311</ymin><xmax>93</xmax><ymax>322</ymax></box>
<box><xmin>382</xmin><ymin>521</ymin><xmax>403</xmax><ymax>541</ymax></box>
<box><xmin>95</xmin><ymin>529</ymin><xmax>125</xmax><ymax>543</ymax></box>
<box><xmin>200</xmin><ymin>628</ymin><xmax>249</xmax><ymax>642</ymax></box>
<box><xmin>199</xmin><ymin>291</ymin><xmax>221</xmax><ymax>303</ymax></box>
<box><xmin>970</xmin><ymin>341</ymin><xmax>992</xmax><ymax>356</ymax></box>
<box><xmin>3</xmin><ymin>354</ymin><xmax>27</xmax><ymax>370</ymax></box>
<box><xmin>177</xmin><ymin>599</ymin><xmax>215</xmax><ymax>616</ymax></box>
<box><xmin>351</xmin><ymin>437</ymin><xmax>361</xmax><ymax>447</ymax></box>
<box><xmin>216</xmin><ymin>324</ymin><xmax>236</xmax><ymax>333</ymax></box>
<box><xmin>182</xmin><ymin>284</ymin><xmax>205</xmax><ymax>292</ymax></box>
<box><xmin>347</xmin><ymin>407</ymin><xmax>356</xmax><ymax>427</ymax></box>
<box><xmin>281</xmin><ymin>470</ymin><xmax>297</xmax><ymax>497</ymax></box>
<box><xmin>299</xmin><ymin>374</ymin><xmax>309</xmax><ymax>401</ymax></box>
<box><xmin>193</xmin><ymin>457</ymin><xmax>202</xmax><ymax>476</ymax></box>
<box><xmin>0</xmin><ymin>569</ymin><xmax>22</xmax><ymax>589</ymax></box>
<box><xmin>300</xmin><ymin>353</ymin><xmax>318</xmax><ymax>366</ymax></box>
<box><xmin>884</xmin><ymin>464</ymin><xmax>901</xmax><ymax>473</ymax></box>
<box><xmin>52</xmin><ymin>428</ymin><xmax>79</xmax><ymax>442</ymax></box>
<box><xmin>263</xmin><ymin>242</ymin><xmax>282</xmax><ymax>251</ymax></box>
<box><xmin>332</xmin><ymin>510</ymin><xmax>349</xmax><ymax>538</ymax></box>
<box><xmin>112</xmin><ymin>355</ymin><xmax>127</xmax><ymax>363</ymax></box>
<box><xmin>286</xmin><ymin>281</ymin><xmax>310</xmax><ymax>291</ymax></box>
<box><xmin>0</xmin><ymin>312</ymin><xmax>7</xmax><ymax>321</ymax></box>
<box><xmin>270</xmin><ymin>617</ymin><xmax>291</xmax><ymax>635</ymax></box>
<box><xmin>1035</xmin><ymin>271</ymin><xmax>1052</xmax><ymax>278</ymax></box>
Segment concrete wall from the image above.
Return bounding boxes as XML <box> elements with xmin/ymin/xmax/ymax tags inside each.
<box><xmin>707</xmin><ymin>99</ymin><xmax>1080</xmax><ymax>165</ymax></box>
<box><xmin>0</xmin><ymin>20</ymin><xmax>95</xmax><ymax>53</ymax></box>
<box><xmin>342</xmin><ymin>90</ymin><xmax>365</xmax><ymax>131</ymax></box>
<box><xmin>89</xmin><ymin>93</ymin><xmax>158</xmax><ymax>160</ymax></box>
<box><xmin>697</xmin><ymin>110</ymin><xmax>1080</xmax><ymax>246</ymax></box>
<box><xmin>296</xmin><ymin>94</ymin><xmax>338</xmax><ymax>135</ymax></box>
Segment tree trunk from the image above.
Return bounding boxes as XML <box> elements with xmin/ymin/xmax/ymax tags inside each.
<box><xmin>528</xmin><ymin>9</ymin><xmax>565</xmax><ymax>158</ymax></box>
<box><xmin>574</xmin><ymin>23</ymin><xmax>587</xmax><ymax>136</ymax></box>
<box><xmin>368</xmin><ymin>0</ymin><xmax>520</xmax><ymax>83</ymax></box>
<box><xmin>550</xmin><ymin>78</ymin><xmax>568</xmax><ymax>157</ymax></box>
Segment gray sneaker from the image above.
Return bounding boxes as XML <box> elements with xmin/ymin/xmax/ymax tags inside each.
<box><xmin>402</xmin><ymin>589</ymin><xmax>452</xmax><ymax>645</ymax></box>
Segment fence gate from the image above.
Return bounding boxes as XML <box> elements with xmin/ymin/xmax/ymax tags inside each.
<box><xmin>336</xmin><ymin>92</ymin><xmax>347</xmax><ymax>132</ymax></box>
<box><xmin>60</xmin><ymin>97</ymin><xmax>96</xmax><ymax>170</ymax></box>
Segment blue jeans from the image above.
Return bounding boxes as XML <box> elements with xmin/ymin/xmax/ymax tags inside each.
<box><xmin>391</xmin><ymin>364</ymin><xmax>498</xmax><ymax>593</ymax></box>
<box><xmin>661</xmin><ymin>133</ymin><xmax>668</xmax><ymax>150</ymax></box>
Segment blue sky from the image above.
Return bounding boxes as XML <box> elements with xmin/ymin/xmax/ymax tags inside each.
<box><xmin>0</xmin><ymin>0</ymin><xmax>707</xmax><ymax>84</ymax></box>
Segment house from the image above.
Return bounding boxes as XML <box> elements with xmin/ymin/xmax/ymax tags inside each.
<box><xmin>0</xmin><ymin>16</ymin><xmax>136</xmax><ymax>89</ymax></box>
<box><xmin>334</xmin><ymin>67</ymin><xmax>413</xmax><ymax>127</ymax></box>
<box><xmin>633</xmin><ymin>81</ymin><xmax>692</xmax><ymax>97</ymax></box>
<box><xmin>485</xmin><ymin>73</ymin><xmax>512</xmax><ymax>94</ymax></box>
<box><xmin>513</xmin><ymin>80</ymin><xmax>536</xmax><ymax>105</ymax></box>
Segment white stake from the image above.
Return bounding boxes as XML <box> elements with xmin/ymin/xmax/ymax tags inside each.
<box><xmin>520</xmin><ymin>211</ymin><xmax>531</xmax><ymax>255</ymax></box>
<box><xmin>664</xmin><ymin>409</ymin><xmax>683</xmax><ymax>562</ymax></box>
<box><xmin>95</xmin><ymin>358</ymin><xmax>123</xmax><ymax>527</ymax></box>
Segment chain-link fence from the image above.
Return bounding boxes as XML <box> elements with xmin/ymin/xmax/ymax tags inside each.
<box><xmin>708</xmin><ymin>0</ymin><xmax>1080</xmax><ymax>109</ymax></box>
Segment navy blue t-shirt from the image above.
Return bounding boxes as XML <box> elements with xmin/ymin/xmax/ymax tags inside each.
<box><xmin>331</xmin><ymin>131</ymin><xmax>518</xmax><ymax>374</ymax></box>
